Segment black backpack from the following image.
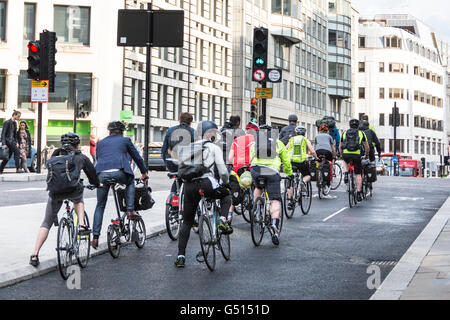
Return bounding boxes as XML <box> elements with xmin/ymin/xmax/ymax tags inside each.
<box><xmin>46</xmin><ymin>151</ymin><xmax>82</xmax><ymax>193</ymax></box>
<box><xmin>256</xmin><ymin>129</ymin><xmax>277</xmax><ymax>159</ymax></box>
<box><xmin>343</xmin><ymin>129</ymin><xmax>360</xmax><ymax>152</ymax></box>
<box><xmin>177</xmin><ymin>141</ymin><xmax>214</xmax><ymax>182</ymax></box>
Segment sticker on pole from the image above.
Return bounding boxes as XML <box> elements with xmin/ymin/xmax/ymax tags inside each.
<box><xmin>253</xmin><ymin>69</ymin><xmax>266</xmax><ymax>82</ymax></box>
<box><xmin>31</xmin><ymin>80</ymin><xmax>49</xmax><ymax>103</ymax></box>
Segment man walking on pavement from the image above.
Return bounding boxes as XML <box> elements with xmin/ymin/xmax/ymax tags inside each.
<box><xmin>279</xmin><ymin>114</ymin><xmax>298</xmax><ymax>146</ymax></box>
<box><xmin>0</xmin><ymin>110</ymin><xmax>22</xmax><ymax>174</ymax></box>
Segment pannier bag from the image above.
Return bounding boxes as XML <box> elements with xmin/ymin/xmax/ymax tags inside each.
<box><xmin>117</xmin><ymin>181</ymin><xmax>155</xmax><ymax>212</ymax></box>
<box><xmin>309</xmin><ymin>160</ymin><xmax>318</xmax><ymax>181</ymax></box>
<box><xmin>320</xmin><ymin>160</ymin><xmax>333</xmax><ymax>183</ymax></box>
<box><xmin>365</xmin><ymin>162</ymin><xmax>377</xmax><ymax>183</ymax></box>
<box><xmin>229</xmin><ymin>172</ymin><xmax>243</xmax><ymax>205</ymax></box>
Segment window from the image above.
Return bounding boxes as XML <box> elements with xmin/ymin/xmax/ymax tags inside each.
<box><xmin>358</xmin><ymin>36</ymin><xmax>365</xmax><ymax>48</ymax></box>
<box><xmin>328</xmin><ymin>30</ymin><xmax>336</xmax><ymax>46</ymax></box>
<box><xmin>379</xmin><ymin>88</ymin><xmax>385</xmax><ymax>99</ymax></box>
<box><xmin>389</xmin><ymin>63</ymin><xmax>404</xmax><ymax>73</ymax></box>
<box><xmin>389</xmin><ymin>88</ymin><xmax>404</xmax><ymax>99</ymax></box>
<box><xmin>0</xmin><ymin>1</ymin><xmax>5</xmax><ymax>41</ymax></box>
<box><xmin>379</xmin><ymin>62</ymin><xmax>385</xmax><ymax>72</ymax></box>
<box><xmin>358</xmin><ymin>87</ymin><xmax>365</xmax><ymax>99</ymax></box>
<box><xmin>379</xmin><ymin>113</ymin><xmax>385</xmax><ymax>126</ymax></box>
<box><xmin>18</xmin><ymin>71</ymin><xmax>92</xmax><ymax>111</ymax></box>
<box><xmin>274</xmin><ymin>38</ymin><xmax>290</xmax><ymax>70</ymax></box>
<box><xmin>54</xmin><ymin>5</ymin><xmax>90</xmax><ymax>45</ymax></box>
<box><xmin>414</xmin><ymin>140</ymin><xmax>419</xmax><ymax>154</ymax></box>
<box><xmin>23</xmin><ymin>3</ymin><xmax>36</xmax><ymax>41</ymax></box>
<box><xmin>271</xmin><ymin>0</ymin><xmax>293</xmax><ymax>16</ymax></box>
<box><xmin>389</xmin><ymin>139</ymin><xmax>405</xmax><ymax>153</ymax></box>
<box><xmin>414</xmin><ymin>115</ymin><xmax>419</xmax><ymax>127</ymax></box>
<box><xmin>0</xmin><ymin>69</ymin><xmax>5</xmax><ymax>110</ymax></box>
<box><xmin>379</xmin><ymin>139</ymin><xmax>385</xmax><ymax>153</ymax></box>
<box><xmin>386</xmin><ymin>36</ymin><xmax>401</xmax><ymax>48</ymax></box>
<box><xmin>358</xmin><ymin>62</ymin><xmax>365</xmax><ymax>72</ymax></box>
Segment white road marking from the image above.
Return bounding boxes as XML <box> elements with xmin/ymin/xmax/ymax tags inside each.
<box><xmin>393</xmin><ymin>197</ymin><xmax>424</xmax><ymax>201</ymax></box>
<box><xmin>323</xmin><ymin>207</ymin><xmax>348</xmax><ymax>222</ymax></box>
<box><xmin>4</xmin><ymin>188</ymin><xmax>47</xmax><ymax>192</ymax></box>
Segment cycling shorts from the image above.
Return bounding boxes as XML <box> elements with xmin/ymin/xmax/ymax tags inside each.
<box><xmin>342</xmin><ymin>153</ymin><xmax>362</xmax><ymax>174</ymax></box>
<box><xmin>250</xmin><ymin>165</ymin><xmax>281</xmax><ymax>201</ymax></box>
<box><xmin>291</xmin><ymin>161</ymin><xmax>310</xmax><ymax>178</ymax></box>
<box><xmin>316</xmin><ymin>149</ymin><xmax>333</xmax><ymax>162</ymax></box>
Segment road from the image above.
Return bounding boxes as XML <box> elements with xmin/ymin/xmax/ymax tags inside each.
<box><xmin>0</xmin><ymin>176</ymin><xmax>449</xmax><ymax>300</ymax></box>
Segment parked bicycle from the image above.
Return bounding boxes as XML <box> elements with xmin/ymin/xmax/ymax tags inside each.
<box><xmin>197</xmin><ymin>189</ymin><xmax>231</xmax><ymax>271</ymax></box>
<box><xmin>106</xmin><ymin>179</ymin><xmax>147</xmax><ymax>258</ymax></box>
<box><xmin>56</xmin><ymin>184</ymin><xmax>96</xmax><ymax>280</ymax></box>
<box><xmin>165</xmin><ymin>172</ymin><xmax>184</xmax><ymax>240</ymax></box>
<box><xmin>284</xmin><ymin>167</ymin><xmax>312</xmax><ymax>218</ymax></box>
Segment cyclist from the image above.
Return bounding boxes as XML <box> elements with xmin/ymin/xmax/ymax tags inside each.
<box><xmin>315</xmin><ymin>123</ymin><xmax>337</xmax><ymax>163</ymax></box>
<box><xmin>174</xmin><ymin>120</ymin><xmax>232</xmax><ymax>268</ymax></box>
<box><xmin>91</xmin><ymin>121</ymin><xmax>148</xmax><ymax>249</ymax></box>
<box><xmin>359</xmin><ymin>120</ymin><xmax>381</xmax><ymax>162</ymax></box>
<box><xmin>279</xmin><ymin>114</ymin><xmax>298</xmax><ymax>146</ymax></box>
<box><xmin>339</xmin><ymin>119</ymin><xmax>370</xmax><ymax>202</ymax></box>
<box><xmin>29</xmin><ymin>133</ymin><xmax>100</xmax><ymax>267</ymax></box>
<box><xmin>321</xmin><ymin>116</ymin><xmax>340</xmax><ymax>153</ymax></box>
<box><xmin>227</xmin><ymin>121</ymin><xmax>258</xmax><ymax>220</ymax></box>
<box><xmin>285</xmin><ymin>125</ymin><xmax>317</xmax><ymax>210</ymax></box>
<box><xmin>250</xmin><ymin>124</ymin><xmax>293</xmax><ymax>245</ymax></box>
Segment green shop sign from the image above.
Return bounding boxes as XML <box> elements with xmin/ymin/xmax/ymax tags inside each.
<box><xmin>120</xmin><ymin>110</ymin><xmax>133</xmax><ymax>123</ymax></box>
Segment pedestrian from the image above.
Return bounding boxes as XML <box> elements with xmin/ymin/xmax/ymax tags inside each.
<box><xmin>16</xmin><ymin>120</ymin><xmax>32</xmax><ymax>173</ymax></box>
<box><xmin>90</xmin><ymin>133</ymin><xmax>97</xmax><ymax>164</ymax></box>
<box><xmin>0</xmin><ymin>110</ymin><xmax>22</xmax><ymax>174</ymax></box>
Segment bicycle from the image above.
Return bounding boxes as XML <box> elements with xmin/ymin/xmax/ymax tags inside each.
<box><xmin>106</xmin><ymin>179</ymin><xmax>147</xmax><ymax>258</ymax></box>
<box><xmin>197</xmin><ymin>188</ymin><xmax>231</xmax><ymax>271</ymax></box>
<box><xmin>346</xmin><ymin>163</ymin><xmax>357</xmax><ymax>208</ymax></box>
<box><xmin>165</xmin><ymin>172</ymin><xmax>184</xmax><ymax>240</ymax></box>
<box><xmin>361</xmin><ymin>159</ymin><xmax>373</xmax><ymax>199</ymax></box>
<box><xmin>232</xmin><ymin>166</ymin><xmax>252</xmax><ymax>224</ymax></box>
<box><xmin>56</xmin><ymin>184</ymin><xmax>96</xmax><ymax>280</ymax></box>
<box><xmin>250</xmin><ymin>175</ymin><xmax>287</xmax><ymax>246</ymax></box>
<box><xmin>331</xmin><ymin>160</ymin><xmax>343</xmax><ymax>190</ymax></box>
<box><xmin>283</xmin><ymin>167</ymin><xmax>312</xmax><ymax>218</ymax></box>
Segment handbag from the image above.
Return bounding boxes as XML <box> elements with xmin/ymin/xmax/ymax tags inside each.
<box><xmin>117</xmin><ymin>181</ymin><xmax>155</xmax><ymax>212</ymax></box>
<box><xmin>0</xmin><ymin>144</ymin><xmax>10</xmax><ymax>161</ymax></box>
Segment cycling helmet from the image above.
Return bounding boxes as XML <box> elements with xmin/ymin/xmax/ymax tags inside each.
<box><xmin>196</xmin><ymin>120</ymin><xmax>218</xmax><ymax>141</ymax></box>
<box><xmin>323</xmin><ymin>116</ymin><xmax>336</xmax><ymax>129</ymax></box>
<box><xmin>349</xmin><ymin>118</ymin><xmax>360</xmax><ymax>129</ymax></box>
<box><xmin>315</xmin><ymin>119</ymin><xmax>325</xmax><ymax>128</ymax></box>
<box><xmin>319</xmin><ymin>123</ymin><xmax>329</xmax><ymax>133</ymax></box>
<box><xmin>295</xmin><ymin>125</ymin><xmax>306</xmax><ymax>136</ymax></box>
<box><xmin>61</xmin><ymin>132</ymin><xmax>80</xmax><ymax>147</ymax></box>
<box><xmin>288</xmin><ymin>114</ymin><xmax>298</xmax><ymax>122</ymax></box>
<box><xmin>107</xmin><ymin>121</ymin><xmax>126</xmax><ymax>132</ymax></box>
<box><xmin>359</xmin><ymin>120</ymin><xmax>370</xmax><ymax>131</ymax></box>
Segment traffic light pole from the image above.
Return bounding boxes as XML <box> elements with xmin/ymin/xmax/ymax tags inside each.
<box><xmin>143</xmin><ymin>2</ymin><xmax>153</xmax><ymax>170</ymax></box>
<box><xmin>259</xmin><ymin>81</ymin><xmax>267</xmax><ymax>125</ymax></box>
<box><xmin>37</xmin><ymin>102</ymin><xmax>42</xmax><ymax>174</ymax></box>
<box><xmin>73</xmin><ymin>89</ymin><xmax>78</xmax><ymax>133</ymax></box>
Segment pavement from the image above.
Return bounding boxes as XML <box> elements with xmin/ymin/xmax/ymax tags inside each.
<box><xmin>0</xmin><ymin>170</ymin><xmax>47</xmax><ymax>182</ymax></box>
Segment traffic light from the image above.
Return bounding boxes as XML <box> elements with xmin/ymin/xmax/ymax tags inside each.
<box><xmin>40</xmin><ymin>30</ymin><xmax>57</xmax><ymax>92</ymax></box>
<box><xmin>250</xmin><ymin>98</ymin><xmax>257</xmax><ymax>121</ymax></box>
<box><xmin>392</xmin><ymin>106</ymin><xmax>400</xmax><ymax>127</ymax></box>
<box><xmin>252</xmin><ymin>27</ymin><xmax>268</xmax><ymax>82</ymax></box>
<box><xmin>76</xmin><ymin>103</ymin><xmax>90</xmax><ymax>118</ymax></box>
<box><xmin>421</xmin><ymin>157</ymin><xmax>426</xmax><ymax>169</ymax></box>
<box><xmin>27</xmin><ymin>41</ymin><xmax>41</xmax><ymax>80</ymax></box>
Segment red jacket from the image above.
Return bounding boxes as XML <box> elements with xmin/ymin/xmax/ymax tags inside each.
<box><xmin>90</xmin><ymin>139</ymin><xmax>96</xmax><ymax>155</ymax></box>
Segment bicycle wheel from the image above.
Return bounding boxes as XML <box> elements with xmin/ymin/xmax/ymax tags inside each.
<box><xmin>331</xmin><ymin>162</ymin><xmax>343</xmax><ymax>190</ymax></box>
<box><xmin>300</xmin><ymin>181</ymin><xmax>312</xmax><ymax>215</ymax></box>
<box><xmin>218</xmin><ymin>230</ymin><xmax>231</xmax><ymax>261</ymax></box>
<box><xmin>76</xmin><ymin>212</ymin><xmax>91</xmax><ymax>269</ymax></box>
<box><xmin>198</xmin><ymin>212</ymin><xmax>216</xmax><ymax>271</ymax></box>
<box><xmin>57</xmin><ymin>218</ymin><xmax>73</xmax><ymax>280</ymax></box>
<box><xmin>133</xmin><ymin>217</ymin><xmax>146</xmax><ymax>248</ymax></box>
<box><xmin>241</xmin><ymin>189</ymin><xmax>252</xmax><ymax>223</ymax></box>
<box><xmin>107</xmin><ymin>224</ymin><xmax>121</xmax><ymax>258</ymax></box>
<box><xmin>317</xmin><ymin>173</ymin><xmax>323</xmax><ymax>199</ymax></box>
<box><xmin>278</xmin><ymin>198</ymin><xmax>284</xmax><ymax>235</ymax></box>
<box><xmin>165</xmin><ymin>204</ymin><xmax>181</xmax><ymax>241</ymax></box>
<box><xmin>250</xmin><ymin>198</ymin><xmax>265</xmax><ymax>246</ymax></box>
<box><xmin>284</xmin><ymin>179</ymin><xmax>296</xmax><ymax>219</ymax></box>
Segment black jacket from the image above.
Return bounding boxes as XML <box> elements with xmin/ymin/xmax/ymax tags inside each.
<box><xmin>1</xmin><ymin>119</ymin><xmax>17</xmax><ymax>146</ymax></box>
<box><xmin>363</xmin><ymin>129</ymin><xmax>381</xmax><ymax>154</ymax></box>
<box><xmin>279</xmin><ymin>124</ymin><xmax>297</xmax><ymax>146</ymax></box>
<box><xmin>220</xmin><ymin>122</ymin><xmax>245</xmax><ymax>164</ymax></box>
<box><xmin>16</xmin><ymin>129</ymin><xmax>32</xmax><ymax>157</ymax></box>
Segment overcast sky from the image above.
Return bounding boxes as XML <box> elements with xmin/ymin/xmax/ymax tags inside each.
<box><xmin>351</xmin><ymin>0</ymin><xmax>450</xmax><ymax>42</ymax></box>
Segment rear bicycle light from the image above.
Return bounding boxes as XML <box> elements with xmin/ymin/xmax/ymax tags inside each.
<box><xmin>111</xmin><ymin>220</ymin><xmax>121</xmax><ymax>225</ymax></box>
<box><xmin>171</xmin><ymin>195</ymin><xmax>179</xmax><ymax>207</ymax></box>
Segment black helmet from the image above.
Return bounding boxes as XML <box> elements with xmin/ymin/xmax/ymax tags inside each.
<box><xmin>323</xmin><ymin>116</ymin><xmax>336</xmax><ymax>129</ymax></box>
<box><xmin>259</xmin><ymin>124</ymin><xmax>272</xmax><ymax>131</ymax></box>
<box><xmin>107</xmin><ymin>121</ymin><xmax>126</xmax><ymax>132</ymax></box>
<box><xmin>349</xmin><ymin>119</ymin><xmax>360</xmax><ymax>129</ymax></box>
<box><xmin>359</xmin><ymin>120</ymin><xmax>370</xmax><ymax>130</ymax></box>
<box><xmin>61</xmin><ymin>132</ymin><xmax>80</xmax><ymax>147</ymax></box>
<box><xmin>288</xmin><ymin>114</ymin><xmax>298</xmax><ymax>122</ymax></box>
<box><xmin>196</xmin><ymin>120</ymin><xmax>218</xmax><ymax>141</ymax></box>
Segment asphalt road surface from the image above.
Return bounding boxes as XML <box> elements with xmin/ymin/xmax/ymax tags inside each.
<box><xmin>1</xmin><ymin>176</ymin><xmax>449</xmax><ymax>300</ymax></box>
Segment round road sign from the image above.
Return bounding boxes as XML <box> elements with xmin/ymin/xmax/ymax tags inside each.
<box><xmin>268</xmin><ymin>69</ymin><xmax>281</xmax><ymax>82</ymax></box>
<box><xmin>253</xmin><ymin>69</ymin><xmax>266</xmax><ymax>82</ymax></box>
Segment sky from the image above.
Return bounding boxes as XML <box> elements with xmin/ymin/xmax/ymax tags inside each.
<box><xmin>351</xmin><ymin>0</ymin><xmax>450</xmax><ymax>42</ymax></box>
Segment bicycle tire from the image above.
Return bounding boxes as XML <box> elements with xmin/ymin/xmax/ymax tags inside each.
<box><xmin>241</xmin><ymin>189</ymin><xmax>252</xmax><ymax>223</ymax></box>
<box><xmin>317</xmin><ymin>172</ymin><xmax>323</xmax><ymax>199</ymax></box>
<box><xmin>165</xmin><ymin>204</ymin><xmax>180</xmax><ymax>241</ymax></box>
<box><xmin>134</xmin><ymin>217</ymin><xmax>146</xmax><ymax>248</ymax></box>
<box><xmin>198</xmin><ymin>212</ymin><xmax>216</xmax><ymax>271</ymax></box>
<box><xmin>218</xmin><ymin>232</ymin><xmax>231</xmax><ymax>261</ymax></box>
<box><xmin>250</xmin><ymin>198</ymin><xmax>265</xmax><ymax>246</ymax></box>
<box><xmin>56</xmin><ymin>217</ymin><xmax>72</xmax><ymax>280</ymax></box>
<box><xmin>76</xmin><ymin>212</ymin><xmax>91</xmax><ymax>269</ymax></box>
<box><xmin>331</xmin><ymin>162</ymin><xmax>343</xmax><ymax>190</ymax></box>
<box><xmin>107</xmin><ymin>224</ymin><xmax>121</xmax><ymax>258</ymax></box>
<box><xmin>284</xmin><ymin>178</ymin><xmax>296</xmax><ymax>219</ymax></box>
<box><xmin>278</xmin><ymin>197</ymin><xmax>284</xmax><ymax>235</ymax></box>
<box><xmin>301</xmin><ymin>181</ymin><xmax>312</xmax><ymax>215</ymax></box>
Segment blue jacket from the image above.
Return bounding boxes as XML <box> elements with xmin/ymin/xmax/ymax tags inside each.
<box><xmin>95</xmin><ymin>134</ymin><xmax>147</xmax><ymax>176</ymax></box>
<box><xmin>161</xmin><ymin>123</ymin><xmax>195</xmax><ymax>162</ymax></box>
<box><xmin>331</xmin><ymin>127</ymin><xmax>341</xmax><ymax>151</ymax></box>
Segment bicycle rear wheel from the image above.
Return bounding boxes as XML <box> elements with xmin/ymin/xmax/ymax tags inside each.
<box><xmin>241</xmin><ymin>189</ymin><xmax>252</xmax><ymax>223</ymax></box>
<box><xmin>250</xmin><ymin>198</ymin><xmax>265</xmax><ymax>246</ymax></box>
<box><xmin>107</xmin><ymin>224</ymin><xmax>121</xmax><ymax>258</ymax></box>
<box><xmin>331</xmin><ymin>162</ymin><xmax>343</xmax><ymax>190</ymax></box>
<box><xmin>165</xmin><ymin>204</ymin><xmax>180</xmax><ymax>241</ymax></box>
<box><xmin>133</xmin><ymin>217</ymin><xmax>146</xmax><ymax>248</ymax></box>
<box><xmin>218</xmin><ymin>231</ymin><xmax>231</xmax><ymax>261</ymax></box>
<box><xmin>198</xmin><ymin>212</ymin><xmax>216</xmax><ymax>271</ymax></box>
<box><xmin>56</xmin><ymin>218</ymin><xmax>73</xmax><ymax>280</ymax></box>
<box><xmin>76</xmin><ymin>212</ymin><xmax>91</xmax><ymax>269</ymax></box>
<box><xmin>284</xmin><ymin>180</ymin><xmax>296</xmax><ymax>219</ymax></box>
<box><xmin>300</xmin><ymin>181</ymin><xmax>312</xmax><ymax>215</ymax></box>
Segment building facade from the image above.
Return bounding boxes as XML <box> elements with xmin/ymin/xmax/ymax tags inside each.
<box><xmin>0</xmin><ymin>0</ymin><xmax>123</xmax><ymax>149</ymax></box>
<box><xmin>356</xmin><ymin>14</ymin><xmax>448</xmax><ymax>174</ymax></box>
<box><xmin>123</xmin><ymin>0</ymin><xmax>233</xmax><ymax>143</ymax></box>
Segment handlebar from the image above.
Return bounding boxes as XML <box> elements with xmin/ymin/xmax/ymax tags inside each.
<box><xmin>85</xmin><ymin>184</ymin><xmax>98</xmax><ymax>190</ymax></box>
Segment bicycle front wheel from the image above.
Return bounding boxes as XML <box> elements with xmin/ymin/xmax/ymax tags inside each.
<box><xmin>133</xmin><ymin>217</ymin><xmax>146</xmax><ymax>248</ymax></box>
<box><xmin>300</xmin><ymin>181</ymin><xmax>312</xmax><ymax>215</ymax></box>
<box><xmin>57</xmin><ymin>218</ymin><xmax>73</xmax><ymax>280</ymax></box>
<box><xmin>76</xmin><ymin>212</ymin><xmax>91</xmax><ymax>269</ymax></box>
<box><xmin>250</xmin><ymin>198</ymin><xmax>265</xmax><ymax>246</ymax></box>
<box><xmin>107</xmin><ymin>224</ymin><xmax>121</xmax><ymax>258</ymax></box>
<box><xmin>331</xmin><ymin>162</ymin><xmax>343</xmax><ymax>190</ymax></box>
<box><xmin>198</xmin><ymin>213</ymin><xmax>216</xmax><ymax>271</ymax></box>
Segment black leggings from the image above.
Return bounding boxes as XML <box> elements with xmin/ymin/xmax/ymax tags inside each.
<box><xmin>178</xmin><ymin>178</ymin><xmax>232</xmax><ymax>256</ymax></box>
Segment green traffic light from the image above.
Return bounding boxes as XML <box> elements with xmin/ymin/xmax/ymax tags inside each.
<box><xmin>255</xmin><ymin>57</ymin><xmax>265</xmax><ymax>66</ymax></box>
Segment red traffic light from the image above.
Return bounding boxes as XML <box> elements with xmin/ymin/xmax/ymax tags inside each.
<box><xmin>28</xmin><ymin>42</ymin><xmax>39</xmax><ymax>52</ymax></box>
<box><xmin>251</xmin><ymin>98</ymin><xmax>257</xmax><ymax>104</ymax></box>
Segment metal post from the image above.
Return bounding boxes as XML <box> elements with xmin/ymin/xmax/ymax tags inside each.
<box><xmin>37</xmin><ymin>102</ymin><xmax>42</xmax><ymax>174</ymax></box>
<box><xmin>143</xmin><ymin>2</ymin><xmax>153</xmax><ymax>170</ymax></box>
<box><xmin>73</xmin><ymin>89</ymin><xmax>78</xmax><ymax>133</ymax></box>
<box><xmin>259</xmin><ymin>81</ymin><xmax>267</xmax><ymax>125</ymax></box>
<box><xmin>393</xmin><ymin>102</ymin><xmax>398</xmax><ymax>176</ymax></box>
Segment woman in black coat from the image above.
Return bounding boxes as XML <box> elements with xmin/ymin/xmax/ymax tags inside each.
<box><xmin>16</xmin><ymin>120</ymin><xmax>32</xmax><ymax>173</ymax></box>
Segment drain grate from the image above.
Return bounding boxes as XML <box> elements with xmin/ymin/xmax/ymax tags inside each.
<box><xmin>370</xmin><ymin>260</ymin><xmax>397</xmax><ymax>266</ymax></box>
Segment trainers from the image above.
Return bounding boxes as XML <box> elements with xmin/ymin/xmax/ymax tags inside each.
<box><xmin>271</xmin><ymin>226</ymin><xmax>280</xmax><ymax>246</ymax></box>
<box><xmin>174</xmin><ymin>256</ymin><xmax>185</xmax><ymax>268</ymax></box>
<box><xmin>218</xmin><ymin>219</ymin><xmax>233</xmax><ymax>235</ymax></box>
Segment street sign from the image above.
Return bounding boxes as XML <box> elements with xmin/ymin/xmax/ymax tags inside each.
<box><xmin>30</xmin><ymin>80</ymin><xmax>49</xmax><ymax>103</ymax></box>
<box><xmin>255</xmin><ymin>88</ymin><xmax>273</xmax><ymax>99</ymax></box>
<box><xmin>120</xmin><ymin>110</ymin><xmax>133</xmax><ymax>122</ymax></box>
<box><xmin>392</xmin><ymin>156</ymin><xmax>398</xmax><ymax>164</ymax></box>
<box><xmin>253</xmin><ymin>69</ymin><xmax>266</xmax><ymax>82</ymax></box>
<box><xmin>267</xmin><ymin>69</ymin><xmax>282</xmax><ymax>83</ymax></box>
